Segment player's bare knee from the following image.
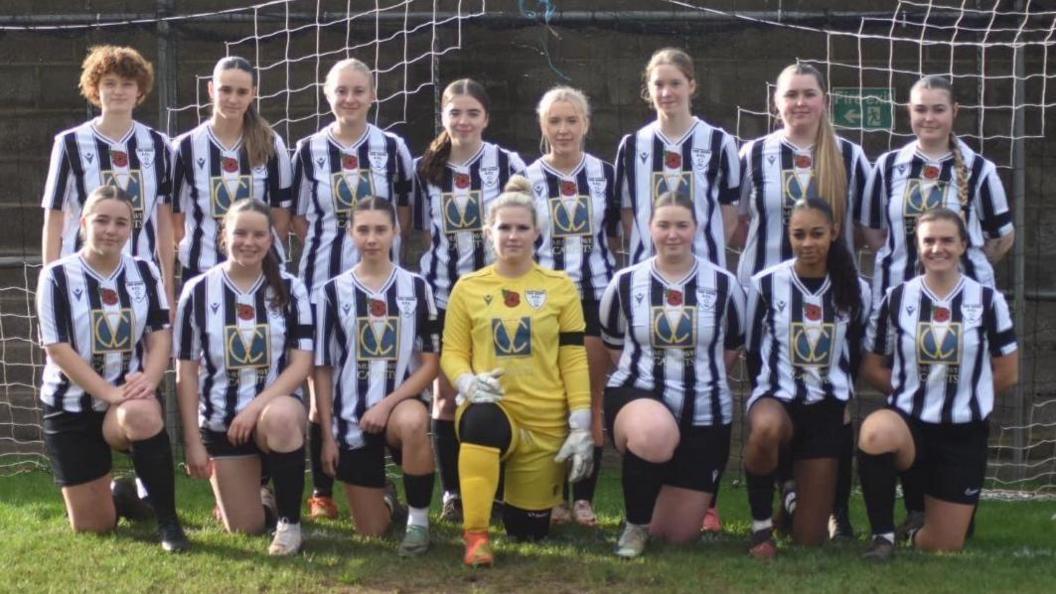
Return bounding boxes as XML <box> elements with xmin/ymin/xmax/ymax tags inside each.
<box><xmin>626</xmin><ymin>428</ymin><xmax>676</xmax><ymax>462</ymax></box>
<box><xmin>116</xmin><ymin>401</ymin><xmax>163</xmax><ymax>440</ymax></box>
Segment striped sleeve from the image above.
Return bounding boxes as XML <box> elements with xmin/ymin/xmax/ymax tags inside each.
<box><xmin>614</xmin><ymin>134</ymin><xmax>632</xmax><ymax>210</ymax></box>
<box><xmin>974</xmin><ymin>160</ymin><xmax>1014</xmax><ymax>239</ymax></box>
<box><xmin>394</xmin><ymin>138</ymin><xmax>415</xmax><ymax>207</ymax></box>
<box><xmin>598</xmin><ymin>270</ymin><xmax>626</xmax><ymax>349</ymax></box>
<box><xmin>419</xmin><ymin>279</ymin><xmax>440</xmax><ymax>354</ymax></box>
<box><xmin>173</xmin><ymin>278</ymin><xmax>200</xmax><ymax>360</ymax></box>
<box><xmin>848</xmin><ymin>142</ymin><xmax>870</xmax><ymax>225</ymax></box>
<box><xmin>859</xmin><ymin>155</ymin><xmax>888</xmax><ymax>230</ymax></box>
<box><xmin>411</xmin><ymin>166</ymin><xmax>429</xmax><ymax>231</ymax></box>
<box><xmin>736</xmin><ymin>140</ymin><xmax>753</xmax><ymax>216</ymax></box>
<box><xmin>289</xmin><ymin>277</ymin><xmax>314</xmax><ymax>350</ymax></box>
<box><xmin>865</xmin><ymin>289</ymin><xmax>895</xmax><ymax>356</ymax></box>
<box><xmin>290</xmin><ymin>138</ymin><xmax>311</xmax><ymax>217</ymax></box>
<box><xmin>41</xmin><ymin>134</ymin><xmax>71</xmax><ymax>211</ymax></box>
<box><xmin>314</xmin><ymin>281</ymin><xmax>336</xmax><ymax>366</ymax></box>
<box><xmin>717</xmin><ymin>131</ymin><xmax>741</xmax><ymax>205</ymax></box>
<box><xmin>138</xmin><ymin>259</ymin><xmax>170</xmax><ymax>331</ymax></box>
<box><xmin>507</xmin><ymin>151</ymin><xmax>527</xmax><ymax>176</ymax></box>
<box><xmin>744</xmin><ymin>274</ymin><xmax>767</xmax><ymax>383</ymax></box>
<box><xmin>266</xmin><ymin>135</ymin><xmax>293</xmax><ymax>208</ymax></box>
<box><xmin>35</xmin><ymin>265</ymin><xmax>67</xmax><ymax>345</ymax></box>
<box><xmin>724</xmin><ymin>278</ymin><xmax>746</xmax><ymax>350</ymax></box>
<box><xmin>986</xmin><ymin>288</ymin><xmax>1018</xmax><ymax>357</ymax></box>
<box><xmin>170</xmin><ymin>137</ymin><xmax>190</xmax><ymax>215</ymax></box>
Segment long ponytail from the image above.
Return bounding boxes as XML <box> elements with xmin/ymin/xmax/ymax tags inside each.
<box><xmin>213</xmin><ymin>56</ymin><xmax>276</xmax><ymax>169</ymax></box>
<box><xmin>790</xmin><ymin>198</ymin><xmax>861</xmax><ymax>317</ymax></box>
<box><xmin>418</xmin><ymin>79</ymin><xmax>490</xmax><ymax>187</ymax></box>
<box><xmin>775</xmin><ymin>63</ymin><xmax>849</xmax><ymax>235</ymax></box>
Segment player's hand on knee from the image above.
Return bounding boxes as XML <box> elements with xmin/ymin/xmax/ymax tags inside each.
<box><xmin>556</xmin><ymin>409</ymin><xmax>595</xmax><ymax>483</ymax></box>
<box><xmin>455</xmin><ymin>369</ymin><xmax>505</xmax><ymax>406</ymax></box>
<box><xmin>185</xmin><ymin>441</ymin><xmax>213</xmax><ymax>480</ymax></box>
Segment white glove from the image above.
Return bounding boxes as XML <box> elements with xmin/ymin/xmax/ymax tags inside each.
<box><xmin>555</xmin><ymin>409</ymin><xmax>594</xmax><ymax>483</ymax></box>
<box><xmin>454</xmin><ymin>369</ymin><xmax>505</xmax><ymax>406</ymax></box>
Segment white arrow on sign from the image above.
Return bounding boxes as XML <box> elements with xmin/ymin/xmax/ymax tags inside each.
<box><xmin>843</xmin><ymin>109</ymin><xmax>861</xmax><ymax>124</ymax></box>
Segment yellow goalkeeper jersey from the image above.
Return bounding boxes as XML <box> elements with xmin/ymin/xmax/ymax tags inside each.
<box><xmin>441</xmin><ymin>263</ymin><xmax>590</xmax><ymax>435</ymax></box>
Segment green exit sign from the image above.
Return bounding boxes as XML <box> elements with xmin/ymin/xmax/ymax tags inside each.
<box><xmin>832</xmin><ymin>87</ymin><xmax>893</xmax><ymax>130</ymax></box>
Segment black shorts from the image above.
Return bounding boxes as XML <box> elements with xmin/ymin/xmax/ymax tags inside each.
<box><xmin>581</xmin><ymin>298</ymin><xmax>601</xmax><ymax>338</ymax></box>
<box><xmin>899</xmin><ymin>409</ymin><xmax>989</xmax><ymax>505</ymax></box>
<box><xmin>752</xmin><ymin>396</ymin><xmax>847</xmax><ymax>460</ymax></box>
<box><xmin>43</xmin><ymin>404</ymin><xmax>111</xmax><ymax>487</ymax></box>
<box><xmin>604</xmin><ymin>386</ymin><xmax>731</xmax><ymax>493</ymax></box>
<box><xmin>200</xmin><ymin>428</ymin><xmax>263</xmax><ymax>459</ymax></box>
<box><xmin>334</xmin><ymin>432</ymin><xmax>403</xmax><ymax>488</ymax></box>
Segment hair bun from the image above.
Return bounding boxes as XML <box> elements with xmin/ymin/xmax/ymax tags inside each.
<box><xmin>503</xmin><ymin>174</ymin><xmax>532</xmax><ymax>195</ymax></box>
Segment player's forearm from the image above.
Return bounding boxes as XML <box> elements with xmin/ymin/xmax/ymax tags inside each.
<box><xmin>42</xmin><ymin>209</ymin><xmax>64</xmax><ymax>265</ymax></box>
<box><xmin>384</xmin><ymin>353</ymin><xmax>439</xmax><ymax>405</ymax></box>
<box><xmin>176</xmin><ymin>360</ymin><xmax>202</xmax><ymax>444</ymax></box>
<box><xmin>312</xmin><ymin>366</ymin><xmax>336</xmax><ymax>441</ymax></box>
<box><xmin>257</xmin><ymin>349</ymin><xmax>312</xmax><ymax>403</ymax></box>
<box><xmin>46</xmin><ymin>343</ymin><xmax>122</xmax><ymax>403</ymax></box>
<box><xmin>141</xmin><ymin>329</ymin><xmax>172</xmax><ymax>387</ymax></box>
<box><xmin>155</xmin><ymin>205</ymin><xmax>177</xmax><ymax>301</ymax></box>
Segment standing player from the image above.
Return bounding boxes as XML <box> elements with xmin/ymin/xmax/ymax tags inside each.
<box><xmin>175</xmin><ymin>199</ymin><xmax>314</xmax><ymax>556</ymax></box>
<box><xmin>742</xmin><ymin>199</ymin><xmax>870</xmax><ymax>559</ymax></box>
<box><xmin>616</xmin><ymin>47</ymin><xmax>740</xmax><ymax>268</ymax></box>
<box><xmin>289</xmin><ymin>58</ymin><xmax>415</xmax><ymax>520</ymax></box>
<box><xmin>314</xmin><ymin>197</ymin><xmax>439</xmax><ymax>556</ymax></box>
<box><xmin>599</xmin><ymin>192</ymin><xmax>744</xmax><ymax>558</ymax></box>
<box><xmin>171</xmin><ymin>56</ymin><xmax>293</xmax><ymax>281</ymax></box>
<box><xmin>524</xmin><ymin>86</ymin><xmax>618</xmax><ymax>526</ymax></box>
<box><xmin>441</xmin><ymin>176</ymin><xmax>592</xmax><ymax>566</ymax></box>
<box><xmin>736</xmin><ymin>65</ymin><xmax>870</xmax><ymax>539</ymax></box>
<box><xmin>36</xmin><ymin>186</ymin><xmax>187</xmax><ymax>551</ymax></box>
<box><xmin>42</xmin><ymin>45</ymin><xmax>177</xmax><ymax>321</ymax></box>
<box><xmin>859</xmin><ymin>75</ymin><xmax>1014</xmax><ymax>305</ymax></box>
<box><xmin>411</xmin><ymin>79</ymin><xmax>526</xmax><ymax>522</ymax></box>
<box><xmin>857</xmin><ymin>208</ymin><xmax>1018</xmax><ymax>560</ymax></box>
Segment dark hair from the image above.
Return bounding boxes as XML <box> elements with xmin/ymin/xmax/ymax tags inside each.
<box><xmin>789</xmin><ymin>198</ymin><xmax>861</xmax><ymax>317</ymax></box>
<box><xmin>212</xmin><ymin>56</ymin><xmax>276</xmax><ymax>169</ymax></box>
<box><xmin>910</xmin><ymin>75</ymin><xmax>970</xmax><ymax>220</ymax></box>
<box><xmin>650</xmin><ymin>191</ymin><xmax>697</xmax><ymax>224</ymax></box>
<box><xmin>223</xmin><ymin>198</ymin><xmax>289</xmax><ymax>309</ymax></box>
<box><xmin>351</xmin><ymin>196</ymin><xmax>397</xmax><ymax>228</ymax></box>
<box><xmin>418</xmin><ymin>79</ymin><xmax>490</xmax><ymax>186</ymax></box>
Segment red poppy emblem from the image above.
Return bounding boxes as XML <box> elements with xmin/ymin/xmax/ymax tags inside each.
<box><xmin>100</xmin><ymin>288</ymin><xmax>119</xmax><ymax>306</ymax></box>
<box><xmin>503</xmin><ymin>289</ymin><xmax>520</xmax><ymax>307</ymax></box>
<box><xmin>664</xmin><ymin>151</ymin><xmax>682</xmax><ymax>170</ymax></box>
<box><xmin>922</xmin><ymin>165</ymin><xmax>940</xmax><ymax>180</ymax></box>
<box><xmin>342</xmin><ymin>154</ymin><xmax>359</xmax><ymax>170</ymax></box>
<box><xmin>666</xmin><ymin>289</ymin><xmax>683</xmax><ymax>306</ymax></box>
<box><xmin>237</xmin><ymin>304</ymin><xmax>255</xmax><ymax>321</ymax></box>
<box><xmin>794</xmin><ymin>154</ymin><xmax>812</xmax><ymax>169</ymax></box>
<box><xmin>111</xmin><ymin>151</ymin><xmax>129</xmax><ymax>168</ymax></box>
<box><xmin>369</xmin><ymin>299</ymin><xmax>387</xmax><ymax>317</ymax></box>
<box><xmin>454</xmin><ymin>173</ymin><xmax>471</xmax><ymax>189</ymax></box>
<box><xmin>222</xmin><ymin>157</ymin><xmax>240</xmax><ymax>173</ymax></box>
<box><xmin>933</xmin><ymin>307</ymin><xmax>951</xmax><ymax>323</ymax></box>
<box><xmin>804</xmin><ymin>303</ymin><xmax>823</xmax><ymax>321</ymax></box>
<box><xmin>560</xmin><ymin>180</ymin><xmax>578</xmax><ymax>196</ymax></box>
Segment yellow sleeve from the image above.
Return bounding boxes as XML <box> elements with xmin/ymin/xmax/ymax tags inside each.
<box><xmin>556</xmin><ymin>276</ymin><xmax>590</xmax><ymax>413</ymax></box>
<box><xmin>440</xmin><ymin>279</ymin><xmax>474</xmax><ymax>382</ymax></box>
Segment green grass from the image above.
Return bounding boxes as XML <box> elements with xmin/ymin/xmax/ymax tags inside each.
<box><xmin>1</xmin><ymin>468</ymin><xmax>1055</xmax><ymax>594</ymax></box>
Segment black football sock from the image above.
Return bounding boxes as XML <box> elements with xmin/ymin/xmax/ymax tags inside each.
<box><xmin>571</xmin><ymin>446</ymin><xmax>603</xmax><ymax>503</ymax></box>
<box><xmin>309</xmin><ymin>421</ymin><xmax>333</xmax><ymax>498</ymax></box>
<box><xmin>432</xmin><ymin>418</ymin><xmax>460</xmax><ymax>497</ymax></box>
<box><xmin>267</xmin><ymin>447</ymin><xmax>305</xmax><ymax>524</ymax></box>
<box><xmin>622</xmin><ymin>451</ymin><xmax>662</xmax><ymax>525</ymax></box>
<box><xmin>403</xmin><ymin>472</ymin><xmax>435</xmax><ymax>510</ymax></box>
<box><xmin>858</xmin><ymin>450</ymin><xmax>897</xmax><ymax>535</ymax></box>
<box><xmin>746</xmin><ymin>468</ymin><xmax>775</xmax><ymax>523</ymax></box>
<box><xmin>834</xmin><ymin>422</ymin><xmax>854</xmax><ymax>513</ymax></box>
<box><xmin>129</xmin><ymin>429</ymin><xmax>179</xmax><ymax>525</ymax></box>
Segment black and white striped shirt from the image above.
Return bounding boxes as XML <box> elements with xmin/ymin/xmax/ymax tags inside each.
<box><xmin>525</xmin><ymin>154</ymin><xmax>619</xmax><ymax>301</ymax></box>
<box><xmin>174</xmin><ymin>266</ymin><xmax>313</xmax><ymax>432</ymax></box>
<box><xmin>412</xmin><ymin>142</ymin><xmax>526</xmax><ymax>308</ymax></box>
<box><xmin>42</xmin><ymin>121</ymin><xmax>173</xmax><ymax>262</ymax></box>
<box><xmin>36</xmin><ymin>253</ymin><xmax>169</xmax><ymax>413</ymax></box>
<box><xmin>615</xmin><ymin>117</ymin><xmax>740</xmax><ymax>267</ymax></box>
<box><xmin>745</xmin><ymin>260</ymin><xmax>871</xmax><ymax>408</ymax></box>
<box><xmin>737</xmin><ymin>132</ymin><xmax>869</xmax><ymax>286</ymax></box>
<box><xmin>599</xmin><ymin>256</ymin><xmax>745</xmax><ymax>427</ymax></box>
<box><xmin>291</xmin><ymin>124</ymin><xmax>414</xmax><ymax>297</ymax></box>
<box><xmin>171</xmin><ymin>123</ymin><xmax>293</xmax><ymax>275</ymax></box>
<box><xmin>314</xmin><ymin>266</ymin><xmax>439</xmax><ymax>449</ymax></box>
<box><xmin>858</xmin><ymin>139</ymin><xmax>1014</xmax><ymax>306</ymax></box>
<box><xmin>866</xmin><ymin>275</ymin><xmax>1017</xmax><ymax>424</ymax></box>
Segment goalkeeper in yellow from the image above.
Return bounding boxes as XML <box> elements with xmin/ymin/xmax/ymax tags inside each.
<box><xmin>441</xmin><ymin>175</ymin><xmax>593</xmax><ymax>567</ymax></box>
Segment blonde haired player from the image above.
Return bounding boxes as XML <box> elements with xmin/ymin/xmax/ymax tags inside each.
<box><xmin>441</xmin><ymin>176</ymin><xmax>591</xmax><ymax>566</ymax></box>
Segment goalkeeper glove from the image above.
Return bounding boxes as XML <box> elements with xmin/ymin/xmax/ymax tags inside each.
<box><xmin>555</xmin><ymin>408</ymin><xmax>594</xmax><ymax>483</ymax></box>
<box><xmin>454</xmin><ymin>369</ymin><xmax>505</xmax><ymax>406</ymax></box>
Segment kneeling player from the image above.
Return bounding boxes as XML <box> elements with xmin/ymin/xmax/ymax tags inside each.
<box><xmin>857</xmin><ymin>208</ymin><xmax>1018</xmax><ymax>560</ymax></box>
<box><xmin>599</xmin><ymin>192</ymin><xmax>745</xmax><ymax>558</ymax></box>
<box><xmin>176</xmin><ymin>199</ymin><xmax>314</xmax><ymax>556</ymax></box>
<box><xmin>441</xmin><ymin>176</ymin><xmax>593</xmax><ymax>567</ymax></box>
<box><xmin>314</xmin><ymin>197</ymin><xmax>439</xmax><ymax>556</ymax></box>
